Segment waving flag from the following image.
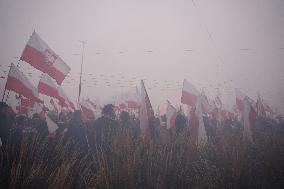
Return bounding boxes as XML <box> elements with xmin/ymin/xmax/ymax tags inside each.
<box><xmin>38</xmin><ymin>74</ymin><xmax>59</xmax><ymax>98</ymax></box>
<box><xmin>80</xmin><ymin>99</ymin><xmax>95</xmax><ymax>122</ymax></box>
<box><xmin>87</xmin><ymin>99</ymin><xmax>96</xmax><ymax>110</ymax></box>
<box><xmin>166</xmin><ymin>100</ymin><xmax>178</xmax><ymax>129</ymax></box>
<box><xmin>256</xmin><ymin>94</ymin><xmax>266</xmax><ymax>117</ymax></box>
<box><xmin>20</xmin><ymin>31</ymin><xmax>70</xmax><ymax>85</ymax></box>
<box><xmin>5</xmin><ymin>64</ymin><xmax>41</xmax><ymax>102</ymax></box>
<box><xmin>235</xmin><ymin>89</ymin><xmax>246</xmax><ymax>113</ymax></box>
<box><xmin>181</xmin><ymin>79</ymin><xmax>200</xmax><ymax>107</ymax></box>
<box><xmin>127</xmin><ymin>90</ymin><xmax>140</xmax><ymax>109</ymax></box>
<box><xmin>38</xmin><ymin>74</ymin><xmax>74</xmax><ymax>111</ymax></box>
<box><xmin>189</xmin><ymin>97</ymin><xmax>207</xmax><ymax>145</ymax></box>
<box><xmin>263</xmin><ymin>101</ymin><xmax>274</xmax><ymax>115</ymax></box>
<box><xmin>17</xmin><ymin>97</ymin><xmax>35</xmax><ymax>114</ymax></box>
<box><xmin>139</xmin><ymin>80</ymin><xmax>154</xmax><ymax>134</ymax></box>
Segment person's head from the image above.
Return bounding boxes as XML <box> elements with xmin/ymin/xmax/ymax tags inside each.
<box><xmin>120</xmin><ymin>111</ymin><xmax>130</xmax><ymax>123</ymax></box>
<box><xmin>72</xmin><ymin>110</ymin><xmax>82</xmax><ymax>121</ymax></box>
<box><xmin>102</xmin><ymin>104</ymin><xmax>115</xmax><ymax>119</ymax></box>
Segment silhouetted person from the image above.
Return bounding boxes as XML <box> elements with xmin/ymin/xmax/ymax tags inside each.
<box><xmin>119</xmin><ymin>111</ymin><xmax>130</xmax><ymax>126</ymax></box>
<box><xmin>174</xmin><ymin>113</ymin><xmax>187</xmax><ymax>136</ymax></box>
<box><xmin>32</xmin><ymin>113</ymin><xmax>48</xmax><ymax>139</ymax></box>
<box><xmin>93</xmin><ymin>104</ymin><xmax>117</xmax><ymax>147</ymax></box>
<box><xmin>66</xmin><ymin>110</ymin><xmax>87</xmax><ymax>147</ymax></box>
<box><xmin>0</xmin><ymin>102</ymin><xmax>14</xmax><ymax>146</ymax></box>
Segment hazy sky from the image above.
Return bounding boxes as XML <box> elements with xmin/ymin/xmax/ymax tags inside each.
<box><xmin>0</xmin><ymin>0</ymin><xmax>284</xmax><ymax>112</ymax></box>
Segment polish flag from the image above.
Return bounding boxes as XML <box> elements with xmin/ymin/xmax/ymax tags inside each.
<box><xmin>263</xmin><ymin>102</ymin><xmax>274</xmax><ymax>115</ymax></box>
<box><xmin>126</xmin><ymin>90</ymin><xmax>140</xmax><ymax>109</ymax></box>
<box><xmin>235</xmin><ymin>89</ymin><xmax>246</xmax><ymax>113</ymax></box>
<box><xmin>65</xmin><ymin>99</ymin><xmax>75</xmax><ymax>112</ymax></box>
<box><xmin>200</xmin><ymin>91</ymin><xmax>210</xmax><ymax>114</ymax></box>
<box><xmin>236</xmin><ymin>89</ymin><xmax>257</xmax><ymax>114</ymax></box>
<box><xmin>57</xmin><ymin>86</ymin><xmax>69</xmax><ymax>107</ymax></box>
<box><xmin>68</xmin><ymin>100</ymin><xmax>76</xmax><ymax>111</ymax></box>
<box><xmin>243</xmin><ymin>97</ymin><xmax>257</xmax><ymax>144</ymax></box>
<box><xmin>38</xmin><ymin>74</ymin><xmax>59</xmax><ymax>99</ymax></box>
<box><xmin>20</xmin><ymin>31</ymin><xmax>70</xmax><ymax>85</ymax></box>
<box><xmin>256</xmin><ymin>94</ymin><xmax>266</xmax><ymax>117</ymax></box>
<box><xmin>139</xmin><ymin>80</ymin><xmax>154</xmax><ymax>134</ymax></box>
<box><xmin>127</xmin><ymin>100</ymin><xmax>139</xmax><ymax>109</ymax></box>
<box><xmin>17</xmin><ymin>97</ymin><xmax>35</xmax><ymax>114</ymax></box>
<box><xmin>166</xmin><ymin>100</ymin><xmax>178</xmax><ymax>129</ymax></box>
<box><xmin>221</xmin><ymin>109</ymin><xmax>235</xmax><ymax>120</ymax></box>
<box><xmin>5</xmin><ymin>64</ymin><xmax>42</xmax><ymax>102</ymax></box>
<box><xmin>181</xmin><ymin>79</ymin><xmax>200</xmax><ymax>107</ymax></box>
<box><xmin>50</xmin><ymin>98</ymin><xmax>60</xmax><ymax>112</ymax></box>
<box><xmin>87</xmin><ymin>99</ymin><xmax>96</xmax><ymax>110</ymax></box>
<box><xmin>190</xmin><ymin>97</ymin><xmax>207</xmax><ymax>145</ymax></box>
<box><xmin>118</xmin><ymin>103</ymin><xmax>127</xmax><ymax>110</ymax></box>
<box><xmin>38</xmin><ymin>74</ymin><xmax>73</xmax><ymax>111</ymax></box>
<box><xmin>57</xmin><ymin>86</ymin><xmax>75</xmax><ymax>112</ymax></box>
<box><xmin>80</xmin><ymin>99</ymin><xmax>95</xmax><ymax>121</ymax></box>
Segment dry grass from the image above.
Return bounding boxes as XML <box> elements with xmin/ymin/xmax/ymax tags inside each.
<box><xmin>1</xmin><ymin>118</ymin><xmax>284</xmax><ymax>189</ymax></box>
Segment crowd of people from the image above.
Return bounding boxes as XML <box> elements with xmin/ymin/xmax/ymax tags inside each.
<box><xmin>1</xmin><ymin>100</ymin><xmax>283</xmax><ymax>149</ymax></box>
<box><xmin>1</xmin><ymin>100</ymin><xmax>284</xmax><ymax>188</ymax></box>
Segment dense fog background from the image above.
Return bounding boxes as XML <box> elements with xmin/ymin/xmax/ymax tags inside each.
<box><xmin>0</xmin><ymin>0</ymin><xmax>284</xmax><ymax>112</ymax></box>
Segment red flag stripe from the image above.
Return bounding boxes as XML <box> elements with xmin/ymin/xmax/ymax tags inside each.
<box><xmin>181</xmin><ymin>90</ymin><xmax>197</xmax><ymax>106</ymax></box>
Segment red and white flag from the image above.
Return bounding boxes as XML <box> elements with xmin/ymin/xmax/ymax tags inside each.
<box><xmin>57</xmin><ymin>86</ymin><xmax>69</xmax><ymax>107</ymax></box>
<box><xmin>243</xmin><ymin>97</ymin><xmax>257</xmax><ymax>144</ymax></box>
<box><xmin>118</xmin><ymin>103</ymin><xmax>127</xmax><ymax>110</ymax></box>
<box><xmin>87</xmin><ymin>99</ymin><xmax>96</xmax><ymax>110</ymax></box>
<box><xmin>50</xmin><ymin>98</ymin><xmax>60</xmax><ymax>112</ymax></box>
<box><xmin>235</xmin><ymin>89</ymin><xmax>256</xmax><ymax>114</ymax></box>
<box><xmin>264</xmin><ymin>104</ymin><xmax>274</xmax><ymax>115</ymax></box>
<box><xmin>256</xmin><ymin>94</ymin><xmax>266</xmax><ymax>117</ymax></box>
<box><xmin>80</xmin><ymin>99</ymin><xmax>95</xmax><ymax>122</ymax></box>
<box><xmin>126</xmin><ymin>90</ymin><xmax>140</xmax><ymax>109</ymax></box>
<box><xmin>38</xmin><ymin>74</ymin><xmax>59</xmax><ymax>99</ymax></box>
<box><xmin>38</xmin><ymin>74</ymin><xmax>74</xmax><ymax>111</ymax></box>
<box><xmin>221</xmin><ymin>109</ymin><xmax>235</xmax><ymax>120</ymax></box>
<box><xmin>166</xmin><ymin>100</ymin><xmax>178</xmax><ymax>129</ymax></box>
<box><xmin>181</xmin><ymin>79</ymin><xmax>200</xmax><ymax>107</ymax></box>
<box><xmin>235</xmin><ymin>89</ymin><xmax>246</xmax><ymax>113</ymax></box>
<box><xmin>189</xmin><ymin>97</ymin><xmax>207</xmax><ymax>145</ymax></box>
<box><xmin>17</xmin><ymin>97</ymin><xmax>35</xmax><ymax>114</ymax></box>
<box><xmin>139</xmin><ymin>80</ymin><xmax>154</xmax><ymax>134</ymax></box>
<box><xmin>65</xmin><ymin>99</ymin><xmax>75</xmax><ymax>112</ymax></box>
<box><xmin>20</xmin><ymin>31</ymin><xmax>70</xmax><ymax>85</ymax></box>
<box><xmin>5</xmin><ymin>64</ymin><xmax>41</xmax><ymax>102</ymax></box>
<box><xmin>200</xmin><ymin>91</ymin><xmax>210</xmax><ymax>114</ymax></box>
<box><xmin>127</xmin><ymin>100</ymin><xmax>139</xmax><ymax>109</ymax></box>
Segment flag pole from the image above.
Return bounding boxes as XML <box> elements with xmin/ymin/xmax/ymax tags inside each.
<box><xmin>77</xmin><ymin>40</ymin><xmax>87</xmax><ymax>108</ymax></box>
<box><xmin>2</xmin><ymin>63</ymin><xmax>13</xmax><ymax>102</ymax></box>
<box><xmin>1</xmin><ymin>89</ymin><xmax>6</xmax><ymax>102</ymax></box>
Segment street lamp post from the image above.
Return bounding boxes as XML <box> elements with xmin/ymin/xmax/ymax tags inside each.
<box><xmin>77</xmin><ymin>40</ymin><xmax>87</xmax><ymax>107</ymax></box>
